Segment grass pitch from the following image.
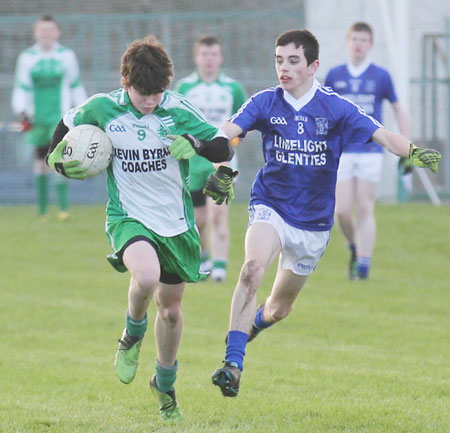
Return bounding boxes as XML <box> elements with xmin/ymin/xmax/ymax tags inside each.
<box><xmin>0</xmin><ymin>202</ymin><xmax>449</xmax><ymax>433</ymax></box>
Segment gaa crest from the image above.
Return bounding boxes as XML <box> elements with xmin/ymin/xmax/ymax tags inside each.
<box><xmin>315</xmin><ymin>117</ymin><xmax>328</xmax><ymax>136</ymax></box>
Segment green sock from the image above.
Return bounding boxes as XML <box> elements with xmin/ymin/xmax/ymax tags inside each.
<box><xmin>126</xmin><ymin>311</ymin><xmax>147</xmax><ymax>338</ymax></box>
<box><xmin>155</xmin><ymin>359</ymin><xmax>178</xmax><ymax>392</ymax></box>
<box><xmin>55</xmin><ymin>180</ymin><xmax>68</xmax><ymax>211</ymax></box>
<box><xmin>201</xmin><ymin>251</ymin><xmax>210</xmax><ymax>263</ymax></box>
<box><xmin>212</xmin><ymin>259</ymin><xmax>227</xmax><ymax>270</ymax></box>
<box><xmin>36</xmin><ymin>174</ymin><xmax>48</xmax><ymax>215</ymax></box>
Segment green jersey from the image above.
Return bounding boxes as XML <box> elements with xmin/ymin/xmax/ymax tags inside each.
<box><xmin>174</xmin><ymin>72</ymin><xmax>247</xmax><ymax>128</ymax></box>
<box><xmin>63</xmin><ymin>88</ymin><xmax>219</xmax><ymax>237</ymax></box>
<box><xmin>174</xmin><ymin>71</ymin><xmax>247</xmax><ymax>190</ymax></box>
<box><xmin>12</xmin><ymin>43</ymin><xmax>86</xmax><ymax>126</ymax></box>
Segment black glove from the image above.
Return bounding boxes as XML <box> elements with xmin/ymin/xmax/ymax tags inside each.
<box><xmin>203</xmin><ymin>165</ymin><xmax>239</xmax><ymax>205</ymax></box>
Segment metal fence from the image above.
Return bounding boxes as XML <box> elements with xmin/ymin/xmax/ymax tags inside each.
<box><xmin>0</xmin><ymin>8</ymin><xmax>305</xmax><ymax>205</ymax></box>
<box><xmin>416</xmin><ymin>32</ymin><xmax>450</xmax><ymax>199</ymax></box>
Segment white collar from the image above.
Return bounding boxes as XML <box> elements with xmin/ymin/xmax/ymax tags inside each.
<box><xmin>119</xmin><ymin>88</ymin><xmax>127</xmax><ymax>105</ymax></box>
<box><xmin>346</xmin><ymin>58</ymin><xmax>372</xmax><ymax>77</ymax></box>
<box><xmin>35</xmin><ymin>42</ymin><xmax>61</xmax><ymax>56</ymax></box>
<box><xmin>282</xmin><ymin>78</ymin><xmax>320</xmax><ymax>111</ymax></box>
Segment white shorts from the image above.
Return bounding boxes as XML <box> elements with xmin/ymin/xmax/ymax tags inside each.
<box><xmin>337</xmin><ymin>152</ymin><xmax>384</xmax><ymax>183</ymax></box>
<box><xmin>248</xmin><ymin>204</ymin><xmax>330</xmax><ymax>276</ymax></box>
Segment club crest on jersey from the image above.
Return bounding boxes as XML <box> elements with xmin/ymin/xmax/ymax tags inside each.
<box><xmin>270</xmin><ymin>116</ymin><xmax>288</xmax><ymax>125</ymax></box>
<box><xmin>365</xmin><ymin>80</ymin><xmax>376</xmax><ymax>92</ymax></box>
<box><xmin>158</xmin><ymin>125</ymin><xmax>168</xmax><ymax>138</ymax></box>
<box><xmin>315</xmin><ymin>117</ymin><xmax>328</xmax><ymax>136</ymax></box>
<box><xmin>349</xmin><ymin>79</ymin><xmax>361</xmax><ymax>93</ymax></box>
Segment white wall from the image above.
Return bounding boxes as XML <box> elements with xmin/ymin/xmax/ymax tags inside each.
<box><xmin>306</xmin><ymin>0</ymin><xmax>450</xmax><ymax>201</ymax></box>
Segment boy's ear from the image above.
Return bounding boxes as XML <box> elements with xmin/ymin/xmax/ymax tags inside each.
<box><xmin>308</xmin><ymin>59</ymin><xmax>320</xmax><ymax>75</ymax></box>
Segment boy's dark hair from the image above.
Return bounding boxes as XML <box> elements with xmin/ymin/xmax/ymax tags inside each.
<box><xmin>348</xmin><ymin>22</ymin><xmax>373</xmax><ymax>41</ymax></box>
<box><xmin>275</xmin><ymin>29</ymin><xmax>319</xmax><ymax>65</ymax></box>
<box><xmin>194</xmin><ymin>35</ymin><xmax>222</xmax><ymax>54</ymax></box>
<box><xmin>40</xmin><ymin>14</ymin><xmax>56</xmax><ymax>22</ymax></box>
<box><xmin>121</xmin><ymin>35</ymin><xmax>173</xmax><ymax>94</ymax></box>
<box><xmin>36</xmin><ymin>14</ymin><xmax>58</xmax><ymax>28</ymax></box>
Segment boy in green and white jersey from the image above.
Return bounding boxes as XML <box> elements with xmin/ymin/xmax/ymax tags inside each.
<box><xmin>46</xmin><ymin>36</ymin><xmax>234</xmax><ymax>421</ymax></box>
<box><xmin>11</xmin><ymin>15</ymin><xmax>87</xmax><ymax>220</ymax></box>
<box><xmin>174</xmin><ymin>36</ymin><xmax>247</xmax><ymax>282</ymax></box>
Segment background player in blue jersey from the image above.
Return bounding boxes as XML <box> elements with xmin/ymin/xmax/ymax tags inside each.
<box><xmin>324</xmin><ymin>22</ymin><xmax>410</xmax><ymax>280</ymax></box>
<box><xmin>208</xmin><ymin>29</ymin><xmax>441</xmax><ymax>398</ymax></box>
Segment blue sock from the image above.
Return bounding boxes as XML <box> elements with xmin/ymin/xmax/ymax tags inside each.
<box><xmin>225</xmin><ymin>330</ymin><xmax>248</xmax><ymax>371</ymax></box>
<box><xmin>254</xmin><ymin>305</ymin><xmax>274</xmax><ymax>330</ymax></box>
<box><xmin>349</xmin><ymin>243</ymin><xmax>356</xmax><ymax>257</ymax></box>
<box><xmin>357</xmin><ymin>256</ymin><xmax>371</xmax><ymax>278</ymax></box>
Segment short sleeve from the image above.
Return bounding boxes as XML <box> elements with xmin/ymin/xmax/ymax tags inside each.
<box><xmin>340</xmin><ymin>99</ymin><xmax>382</xmax><ymax>145</ymax></box>
<box><xmin>382</xmin><ymin>70</ymin><xmax>398</xmax><ymax>104</ymax></box>
<box><xmin>229</xmin><ymin>93</ymin><xmax>265</xmax><ymax>134</ymax></box>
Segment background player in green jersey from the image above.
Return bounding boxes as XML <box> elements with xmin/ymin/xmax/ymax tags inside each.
<box><xmin>46</xmin><ymin>35</ymin><xmax>234</xmax><ymax>421</ymax></box>
<box><xmin>174</xmin><ymin>36</ymin><xmax>247</xmax><ymax>282</ymax></box>
<box><xmin>11</xmin><ymin>15</ymin><xmax>87</xmax><ymax>220</ymax></box>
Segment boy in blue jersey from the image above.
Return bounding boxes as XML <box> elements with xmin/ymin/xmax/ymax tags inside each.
<box><xmin>325</xmin><ymin>22</ymin><xmax>410</xmax><ymax>280</ymax></box>
<box><xmin>209</xmin><ymin>29</ymin><xmax>441</xmax><ymax>398</ymax></box>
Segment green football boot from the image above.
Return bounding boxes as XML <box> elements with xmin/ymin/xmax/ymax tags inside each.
<box><xmin>114</xmin><ymin>328</ymin><xmax>143</xmax><ymax>384</ymax></box>
<box><xmin>150</xmin><ymin>375</ymin><xmax>182</xmax><ymax>421</ymax></box>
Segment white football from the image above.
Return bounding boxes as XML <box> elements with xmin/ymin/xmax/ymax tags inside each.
<box><xmin>62</xmin><ymin>124</ymin><xmax>113</xmax><ymax>178</ymax></box>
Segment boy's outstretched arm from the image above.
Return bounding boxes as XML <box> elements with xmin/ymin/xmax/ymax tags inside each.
<box><xmin>373</xmin><ymin>128</ymin><xmax>441</xmax><ymax>173</ymax></box>
<box><xmin>168</xmin><ymin>131</ymin><xmax>234</xmax><ymax>163</ymax></box>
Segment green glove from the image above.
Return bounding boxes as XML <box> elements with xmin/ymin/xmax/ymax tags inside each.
<box><xmin>409</xmin><ymin>143</ymin><xmax>441</xmax><ymax>174</ymax></box>
<box><xmin>203</xmin><ymin>165</ymin><xmax>239</xmax><ymax>205</ymax></box>
<box><xmin>47</xmin><ymin>140</ymin><xmax>88</xmax><ymax>179</ymax></box>
<box><xmin>398</xmin><ymin>157</ymin><xmax>413</xmax><ymax>175</ymax></box>
<box><xmin>168</xmin><ymin>134</ymin><xmax>200</xmax><ymax>160</ymax></box>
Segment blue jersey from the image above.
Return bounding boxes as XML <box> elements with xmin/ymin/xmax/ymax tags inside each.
<box><xmin>324</xmin><ymin>62</ymin><xmax>397</xmax><ymax>153</ymax></box>
<box><xmin>230</xmin><ymin>80</ymin><xmax>381</xmax><ymax>231</ymax></box>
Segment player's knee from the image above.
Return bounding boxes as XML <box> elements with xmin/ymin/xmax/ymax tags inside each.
<box><xmin>133</xmin><ymin>270</ymin><xmax>160</xmax><ymax>294</ymax></box>
<box><xmin>335</xmin><ymin>207</ymin><xmax>351</xmax><ymax>221</ymax></box>
<box><xmin>158</xmin><ymin>304</ymin><xmax>182</xmax><ymax>324</ymax></box>
<box><xmin>268</xmin><ymin>303</ymin><xmax>292</xmax><ymax>322</ymax></box>
<box><xmin>240</xmin><ymin>259</ymin><xmax>264</xmax><ymax>291</ymax></box>
<box><xmin>215</xmin><ymin>225</ymin><xmax>230</xmax><ymax>242</ymax></box>
<box><xmin>356</xmin><ymin>201</ymin><xmax>375</xmax><ymax>219</ymax></box>
<box><xmin>212</xmin><ymin>207</ymin><xmax>227</xmax><ymax>226</ymax></box>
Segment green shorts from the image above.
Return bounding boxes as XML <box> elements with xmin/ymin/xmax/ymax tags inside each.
<box><xmin>105</xmin><ymin>217</ymin><xmax>206</xmax><ymax>283</ymax></box>
<box><xmin>189</xmin><ymin>155</ymin><xmax>215</xmax><ymax>191</ymax></box>
<box><xmin>27</xmin><ymin>123</ymin><xmax>57</xmax><ymax>147</ymax></box>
